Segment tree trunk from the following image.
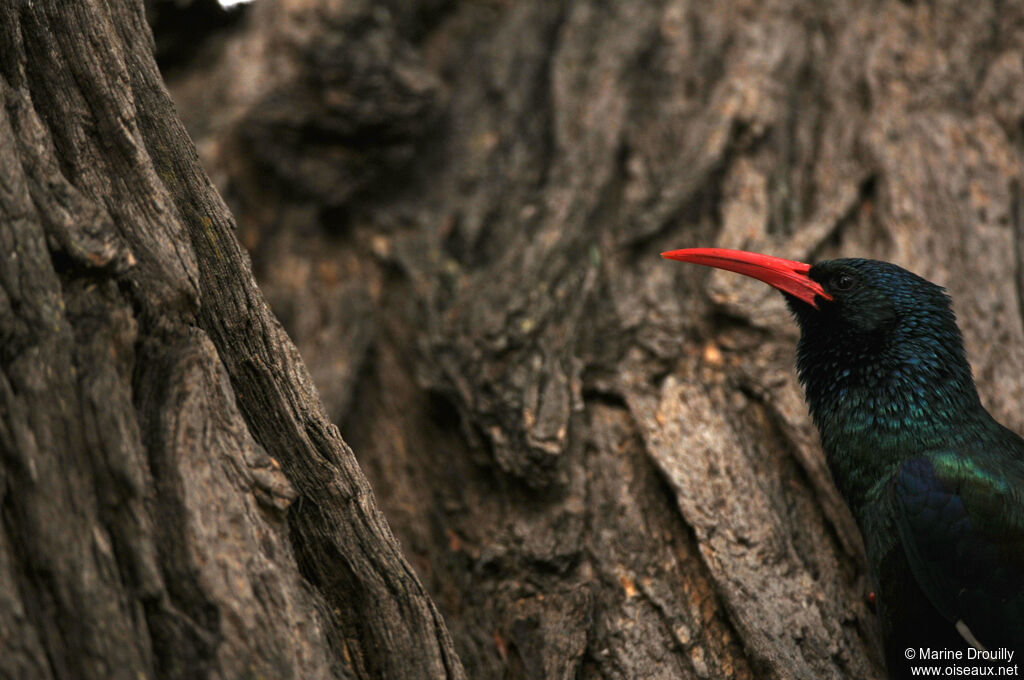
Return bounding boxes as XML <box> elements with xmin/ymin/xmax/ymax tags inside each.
<box><xmin>0</xmin><ymin>2</ymin><xmax>463</xmax><ymax>678</ymax></box>
<box><xmin>6</xmin><ymin>0</ymin><xmax>1024</xmax><ymax>679</ymax></box>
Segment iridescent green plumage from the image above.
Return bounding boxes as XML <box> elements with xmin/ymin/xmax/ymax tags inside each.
<box><xmin>662</xmin><ymin>249</ymin><xmax>1024</xmax><ymax>679</ymax></box>
<box><xmin>788</xmin><ymin>259</ymin><xmax>1024</xmax><ymax>676</ymax></box>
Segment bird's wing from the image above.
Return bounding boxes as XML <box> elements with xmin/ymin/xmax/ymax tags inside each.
<box><xmin>890</xmin><ymin>449</ymin><xmax>1024</xmax><ymax>647</ymax></box>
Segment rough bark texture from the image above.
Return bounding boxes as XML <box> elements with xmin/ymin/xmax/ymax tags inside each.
<box><xmin>5</xmin><ymin>0</ymin><xmax>1024</xmax><ymax>679</ymax></box>
<box><xmin>161</xmin><ymin>1</ymin><xmax>1024</xmax><ymax>678</ymax></box>
<box><xmin>0</xmin><ymin>1</ymin><xmax>463</xmax><ymax>679</ymax></box>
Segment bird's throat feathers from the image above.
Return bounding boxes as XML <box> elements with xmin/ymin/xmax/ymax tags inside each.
<box><xmin>792</xmin><ymin>292</ymin><xmax>987</xmax><ymax>508</ymax></box>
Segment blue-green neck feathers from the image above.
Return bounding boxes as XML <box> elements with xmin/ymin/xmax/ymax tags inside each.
<box><xmin>786</xmin><ymin>259</ymin><xmax>990</xmax><ymax>510</ymax></box>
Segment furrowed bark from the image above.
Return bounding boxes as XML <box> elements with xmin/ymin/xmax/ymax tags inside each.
<box><xmin>0</xmin><ymin>1</ymin><xmax>464</xmax><ymax>678</ymax></box>
<box><xmin>6</xmin><ymin>0</ymin><xmax>1024</xmax><ymax>679</ymax></box>
<box><xmin>165</xmin><ymin>1</ymin><xmax>1024</xmax><ymax>678</ymax></box>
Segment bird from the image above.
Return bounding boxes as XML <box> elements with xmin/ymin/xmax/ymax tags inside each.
<box><xmin>661</xmin><ymin>247</ymin><xmax>1024</xmax><ymax>678</ymax></box>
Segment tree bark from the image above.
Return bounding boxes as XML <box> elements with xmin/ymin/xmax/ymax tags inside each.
<box><xmin>163</xmin><ymin>1</ymin><xmax>1024</xmax><ymax>678</ymax></box>
<box><xmin>0</xmin><ymin>1</ymin><xmax>463</xmax><ymax>678</ymax></box>
<box><xmin>6</xmin><ymin>0</ymin><xmax>1024</xmax><ymax>679</ymax></box>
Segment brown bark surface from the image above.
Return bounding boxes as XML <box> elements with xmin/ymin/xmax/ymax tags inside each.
<box><xmin>4</xmin><ymin>0</ymin><xmax>1024</xmax><ymax>679</ymax></box>
<box><xmin>1</xmin><ymin>1</ymin><xmax>462</xmax><ymax>678</ymax></box>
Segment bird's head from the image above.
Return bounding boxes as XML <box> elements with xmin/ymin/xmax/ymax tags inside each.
<box><xmin>661</xmin><ymin>248</ymin><xmax>955</xmax><ymax>340</ymax></box>
<box><xmin>661</xmin><ymin>248</ymin><xmax>991</xmax><ymax>513</ymax></box>
<box><xmin>661</xmin><ymin>247</ymin><xmax>981</xmax><ymax>499</ymax></box>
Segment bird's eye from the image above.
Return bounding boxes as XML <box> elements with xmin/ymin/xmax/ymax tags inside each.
<box><xmin>831</xmin><ymin>273</ymin><xmax>857</xmax><ymax>292</ymax></box>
